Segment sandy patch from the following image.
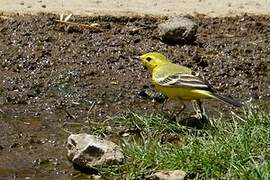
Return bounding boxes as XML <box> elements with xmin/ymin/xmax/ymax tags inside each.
<box><xmin>1</xmin><ymin>0</ymin><xmax>270</xmax><ymax>17</ymax></box>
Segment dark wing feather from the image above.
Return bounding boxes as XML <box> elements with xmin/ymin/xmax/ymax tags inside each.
<box><xmin>157</xmin><ymin>73</ymin><xmax>214</xmax><ymax>91</ymax></box>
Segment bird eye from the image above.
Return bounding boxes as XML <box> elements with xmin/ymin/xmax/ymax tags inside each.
<box><xmin>146</xmin><ymin>57</ymin><xmax>152</xmax><ymax>61</ymax></box>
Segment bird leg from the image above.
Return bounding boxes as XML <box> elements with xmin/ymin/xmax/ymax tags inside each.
<box><xmin>161</xmin><ymin>98</ymin><xmax>168</xmax><ymax>112</ymax></box>
<box><xmin>162</xmin><ymin>98</ymin><xmax>186</xmax><ymax>121</ymax></box>
<box><xmin>173</xmin><ymin>100</ymin><xmax>186</xmax><ymax>117</ymax></box>
<box><xmin>178</xmin><ymin>103</ymin><xmax>186</xmax><ymax>114</ymax></box>
<box><xmin>168</xmin><ymin>103</ymin><xmax>186</xmax><ymax>122</ymax></box>
<box><xmin>192</xmin><ymin>100</ymin><xmax>204</xmax><ymax>119</ymax></box>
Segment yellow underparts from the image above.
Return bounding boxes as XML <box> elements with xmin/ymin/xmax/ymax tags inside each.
<box><xmin>155</xmin><ymin>85</ymin><xmax>213</xmax><ymax>101</ymax></box>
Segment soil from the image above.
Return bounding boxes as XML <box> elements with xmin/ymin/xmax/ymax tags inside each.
<box><xmin>0</xmin><ymin>13</ymin><xmax>269</xmax><ymax>179</ymax></box>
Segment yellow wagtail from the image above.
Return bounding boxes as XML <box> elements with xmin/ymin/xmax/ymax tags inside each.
<box><xmin>138</xmin><ymin>52</ymin><xmax>242</xmax><ymax>115</ymax></box>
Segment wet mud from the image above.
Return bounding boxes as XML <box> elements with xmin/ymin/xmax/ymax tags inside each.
<box><xmin>0</xmin><ymin>13</ymin><xmax>269</xmax><ymax>178</ymax></box>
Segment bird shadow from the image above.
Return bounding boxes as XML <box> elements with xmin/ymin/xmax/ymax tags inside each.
<box><xmin>164</xmin><ymin>113</ymin><xmax>210</xmax><ymax>129</ymax></box>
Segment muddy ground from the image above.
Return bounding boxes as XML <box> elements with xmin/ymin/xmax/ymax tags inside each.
<box><xmin>0</xmin><ymin>14</ymin><xmax>269</xmax><ymax>179</ymax></box>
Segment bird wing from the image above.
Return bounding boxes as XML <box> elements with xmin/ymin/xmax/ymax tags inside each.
<box><xmin>154</xmin><ymin>72</ymin><xmax>214</xmax><ymax>91</ymax></box>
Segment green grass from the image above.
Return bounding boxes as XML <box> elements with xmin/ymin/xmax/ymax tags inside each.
<box><xmin>91</xmin><ymin>108</ymin><xmax>270</xmax><ymax>179</ymax></box>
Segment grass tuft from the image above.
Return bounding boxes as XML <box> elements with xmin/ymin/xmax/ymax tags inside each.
<box><xmin>94</xmin><ymin>109</ymin><xmax>270</xmax><ymax>179</ymax></box>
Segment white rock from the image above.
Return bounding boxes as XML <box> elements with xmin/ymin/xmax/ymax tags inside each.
<box><xmin>67</xmin><ymin>133</ymin><xmax>124</xmax><ymax>173</ymax></box>
<box><xmin>158</xmin><ymin>16</ymin><xmax>198</xmax><ymax>44</ymax></box>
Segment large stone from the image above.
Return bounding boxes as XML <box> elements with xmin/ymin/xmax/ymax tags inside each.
<box><xmin>67</xmin><ymin>133</ymin><xmax>124</xmax><ymax>173</ymax></box>
<box><xmin>158</xmin><ymin>16</ymin><xmax>198</xmax><ymax>44</ymax></box>
<box><xmin>146</xmin><ymin>170</ymin><xmax>187</xmax><ymax>180</ymax></box>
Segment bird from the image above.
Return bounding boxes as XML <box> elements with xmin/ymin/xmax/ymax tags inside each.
<box><xmin>138</xmin><ymin>52</ymin><xmax>242</xmax><ymax>117</ymax></box>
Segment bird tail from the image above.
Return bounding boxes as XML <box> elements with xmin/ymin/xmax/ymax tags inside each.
<box><xmin>211</xmin><ymin>93</ymin><xmax>243</xmax><ymax>107</ymax></box>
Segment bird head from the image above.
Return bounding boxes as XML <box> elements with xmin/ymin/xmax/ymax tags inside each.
<box><xmin>139</xmin><ymin>52</ymin><xmax>170</xmax><ymax>73</ymax></box>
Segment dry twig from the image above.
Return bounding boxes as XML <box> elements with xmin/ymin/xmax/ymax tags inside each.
<box><xmin>56</xmin><ymin>13</ymin><xmax>103</xmax><ymax>32</ymax></box>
